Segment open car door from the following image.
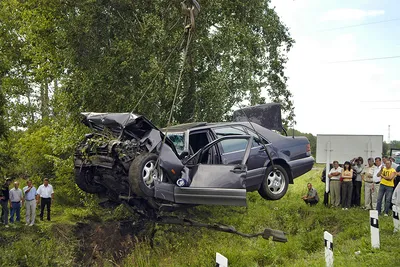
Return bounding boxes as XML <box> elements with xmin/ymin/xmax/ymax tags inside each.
<box><xmin>155</xmin><ymin>136</ymin><xmax>253</xmax><ymax>206</ymax></box>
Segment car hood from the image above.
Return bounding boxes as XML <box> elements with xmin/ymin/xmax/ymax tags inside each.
<box><xmin>81</xmin><ymin>112</ymin><xmax>152</xmax><ymax>130</ymax></box>
<box><xmin>80</xmin><ymin>112</ymin><xmax>178</xmax><ymax>154</ymax></box>
<box><xmin>232</xmin><ymin>103</ymin><xmax>283</xmax><ymax>132</ymax></box>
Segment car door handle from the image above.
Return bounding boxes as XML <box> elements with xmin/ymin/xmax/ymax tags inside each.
<box><xmin>230</xmin><ymin>165</ymin><xmax>246</xmax><ymax>173</ymax></box>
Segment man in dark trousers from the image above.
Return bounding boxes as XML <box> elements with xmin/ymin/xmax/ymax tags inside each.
<box><xmin>0</xmin><ymin>178</ymin><xmax>12</xmax><ymax>228</ymax></box>
<box><xmin>302</xmin><ymin>183</ymin><xmax>319</xmax><ymax>206</ymax></box>
<box><xmin>36</xmin><ymin>178</ymin><xmax>54</xmax><ymax>221</ymax></box>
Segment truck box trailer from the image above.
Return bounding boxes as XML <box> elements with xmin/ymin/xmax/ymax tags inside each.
<box><xmin>316</xmin><ymin>134</ymin><xmax>383</xmax><ymax>164</ymax></box>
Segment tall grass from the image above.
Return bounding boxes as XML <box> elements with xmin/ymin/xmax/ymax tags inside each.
<box><xmin>125</xmin><ymin>168</ymin><xmax>400</xmax><ymax>267</ymax></box>
<box><xmin>1</xmin><ymin>168</ymin><xmax>399</xmax><ymax>266</ymax></box>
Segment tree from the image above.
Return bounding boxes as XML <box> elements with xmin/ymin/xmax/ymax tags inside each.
<box><xmin>58</xmin><ymin>0</ymin><xmax>295</xmax><ymax>126</ymax></box>
<box><xmin>0</xmin><ymin>0</ymin><xmax>296</xmax><ymax>188</ymax></box>
<box><xmin>287</xmin><ymin>128</ymin><xmax>316</xmax><ymax>157</ymax></box>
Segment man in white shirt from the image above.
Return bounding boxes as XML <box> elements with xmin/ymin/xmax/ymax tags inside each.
<box><xmin>9</xmin><ymin>182</ymin><xmax>23</xmax><ymax>224</ymax></box>
<box><xmin>362</xmin><ymin>158</ymin><xmax>376</xmax><ymax>210</ymax></box>
<box><xmin>23</xmin><ymin>180</ymin><xmax>37</xmax><ymax>226</ymax></box>
<box><xmin>372</xmin><ymin>157</ymin><xmax>384</xmax><ymax>210</ymax></box>
<box><xmin>328</xmin><ymin>161</ymin><xmax>342</xmax><ymax>207</ymax></box>
<box><xmin>36</xmin><ymin>178</ymin><xmax>54</xmax><ymax>221</ymax></box>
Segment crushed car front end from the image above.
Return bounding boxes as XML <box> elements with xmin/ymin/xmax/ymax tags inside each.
<box><xmin>74</xmin><ymin>112</ymin><xmax>183</xmax><ymax>205</ymax></box>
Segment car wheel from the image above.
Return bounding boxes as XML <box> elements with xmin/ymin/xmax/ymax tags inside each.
<box><xmin>129</xmin><ymin>153</ymin><xmax>165</xmax><ymax>197</ymax></box>
<box><xmin>258</xmin><ymin>165</ymin><xmax>289</xmax><ymax>200</ymax></box>
<box><xmin>75</xmin><ymin>167</ymin><xmax>106</xmax><ymax>194</ymax></box>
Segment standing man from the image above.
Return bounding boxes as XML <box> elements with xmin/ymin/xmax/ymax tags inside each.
<box><xmin>36</xmin><ymin>178</ymin><xmax>54</xmax><ymax>221</ymax></box>
<box><xmin>0</xmin><ymin>178</ymin><xmax>12</xmax><ymax>228</ymax></box>
<box><xmin>328</xmin><ymin>161</ymin><xmax>342</xmax><ymax>207</ymax></box>
<box><xmin>23</xmin><ymin>180</ymin><xmax>37</xmax><ymax>226</ymax></box>
<box><xmin>362</xmin><ymin>158</ymin><xmax>377</xmax><ymax>210</ymax></box>
<box><xmin>372</xmin><ymin>157</ymin><xmax>384</xmax><ymax>210</ymax></box>
<box><xmin>376</xmin><ymin>160</ymin><xmax>396</xmax><ymax>216</ymax></box>
<box><xmin>302</xmin><ymin>183</ymin><xmax>319</xmax><ymax>206</ymax></box>
<box><xmin>9</xmin><ymin>181</ymin><xmax>23</xmax><ymax>224</ymax></box>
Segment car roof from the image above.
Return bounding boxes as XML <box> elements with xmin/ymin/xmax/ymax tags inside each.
<box><xmin>164</xmin><ymin>121</ymin><xmax>253</xmax><ymax>132</ymax></box>
<box><xmin>164</xmin><ymin>121</ymin><xmax>284</xmax><ymax>142</ymax></box>
<box><xmin>163</xmin><ymin>122</ymin><xmax>208</xmax><ymax>132</ymax></box>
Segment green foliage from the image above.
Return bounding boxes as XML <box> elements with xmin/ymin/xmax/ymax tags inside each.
<box><xmin>0</xmin><ymin>0</ymin><xmax>295</xmax><ymax>129</ymax></box>
<box><xmin>123</xmin><ymin>169</ymin><xmax>400</xmax><ymax>266</ymax></box>
<box><xmin>0</xmin><ymin>224</ymin><xmax>76</xmax><ymax>267</ymax></box>
<box><xmin>13</xmin><ymin>126</ymin><xmax>55</xmax><ymax>176</ymax></box>
<box><xmin>287</xmin><ymin>128</ymin><xmax>316</xmax><ymax>157</ymax></box>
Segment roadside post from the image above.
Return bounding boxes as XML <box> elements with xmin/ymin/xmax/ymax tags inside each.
<box><xmin>324</xmin><ymin>231</ymin><xmax>333</xmax><ymax>267</ymax></box>
<box><xmin>216</xmin><ymin>252</ymin><xmax>228</xmax><ymax>267</ymax></box>
<box><xmin>324</xmin><ymin>142</ymin><xmax>331</xmax><ymax>206</ymax></box>
<box><xmin>370</xmin><ymin>210</ymin><xmax>380</xmax><ymax>248</ymax></box>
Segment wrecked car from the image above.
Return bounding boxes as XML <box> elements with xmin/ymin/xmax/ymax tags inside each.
<box><xmin>74</xmin><ymin>104</ymin><xmax>314</xmax><ymax>210</ymax></box>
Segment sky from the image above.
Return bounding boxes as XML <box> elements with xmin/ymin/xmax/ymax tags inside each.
<box><xmin>269</xmin><ymin>0</ymin><xmax>400</xmax><ymax>142</ymax></box>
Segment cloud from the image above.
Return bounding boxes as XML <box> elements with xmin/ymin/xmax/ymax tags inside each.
<box><xmin>320</xmin><ymin>9</ymin><xmax>385</xmax><ymax>21</ymax></box>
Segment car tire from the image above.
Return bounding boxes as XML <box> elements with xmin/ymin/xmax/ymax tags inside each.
<box><xmin>129</xmin><ymin>153</ymin><xmax>164</xmax><ymax>197</ymax></box>
<box><xmin>258</xmin><ymin>165</ymin><xmax>289</xmax><ymax>200</ymax></box>
<box><xmin>75</xmin><ymin>167</ymin><xmax>106</xmax><ymax>194</ymax></box>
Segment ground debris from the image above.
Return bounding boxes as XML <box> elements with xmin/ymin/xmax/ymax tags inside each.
<box><xmin>74</xmin><ymin>219</ymin><xmax>149</xmax><ymax>266</ymax></box>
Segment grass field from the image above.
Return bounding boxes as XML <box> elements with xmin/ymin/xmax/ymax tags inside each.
<box><xmin>1</xmin><ymin>167</ymin><xmax>400</xmax><ymax>266</ymax></box>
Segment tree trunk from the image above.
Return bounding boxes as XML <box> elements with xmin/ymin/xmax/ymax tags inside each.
<box><xmin>40</xmin><ymin>80</ymin><xmax>50</xmax><ymax>120</ymax></box>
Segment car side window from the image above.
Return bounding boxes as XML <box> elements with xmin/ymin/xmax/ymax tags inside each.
<box><xmin>214</xmin><ymin>126</ymin><xmax>248</xmax><ymax>154</ymax></box>
<box><xmin>243</xmin><ymin>127</ymin><xmax>269</xmax><ymax>147</ymax></box>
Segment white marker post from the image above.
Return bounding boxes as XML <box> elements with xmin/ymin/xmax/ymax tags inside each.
<box><xmin>324</xmin><ymin>231</ymin><xmax>333</xmax><ymax>267</ymax></box>
<box><xmin>325</xmin><ymin>142</ymin><xmax>331</xmax><ymax>195</ymax></box>
<box><xmin>393</xmin><ymin>205</ymin><xmax>400</xmax><ymax>233</ymax></box>
<box><xmin>216</xmin><ymin>252</ymin><xmax>228</xmax><ymax>267</ymax></box>
<box><xmin>370</xmin><ymin>210</ymin><xmax>380</xmax><ymax>249</ymax></box>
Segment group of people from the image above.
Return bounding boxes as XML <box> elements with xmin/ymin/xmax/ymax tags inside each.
<box><xmin>325</xmin><ymin>156</ymin><xmax>400</xmax><ymax>215</ymax></box>
<box><xmin>0</xmin><ymin>178</ymin><xmax>54</xmax><ymax>227</ymax></box>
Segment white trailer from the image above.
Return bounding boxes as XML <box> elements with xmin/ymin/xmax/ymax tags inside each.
<box><xmin>316</xmin><ymin>134</ymin><xmax>383</xmax><ymax>164</ymax></box>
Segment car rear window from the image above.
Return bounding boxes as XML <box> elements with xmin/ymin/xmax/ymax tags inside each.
<box><xmin>214</xmin><ymin>126</ymin><xmax>248</xmax><ymax>154</ymax></box>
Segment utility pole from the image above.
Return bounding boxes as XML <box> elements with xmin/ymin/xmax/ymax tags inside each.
<box><xmin>388</xmin><ymin>125</ymin><xmax>391</xmax><ymax>145</ymax></box>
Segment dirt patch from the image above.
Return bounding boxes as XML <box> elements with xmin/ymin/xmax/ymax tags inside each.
<box><xmin>74</xmin><ymin>219</ymin><xmax>151</xmax><ymax>266</ymax></box>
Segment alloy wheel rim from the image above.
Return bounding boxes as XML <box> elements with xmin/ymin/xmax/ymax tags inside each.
<box><xmin>267</xmin><ymin>170</ymin><xmax>285</xmax><ymax>195</ymax></box>
<box><xmin>142</xmin><ymin>160</ymin><xmax>163</xmax><ymax>189</ymax></box>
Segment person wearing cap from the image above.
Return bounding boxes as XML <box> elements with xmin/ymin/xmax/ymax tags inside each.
<box><xmin>0</xmin><ymin>178</ymin><xmax>12</xmax><ymax>227</ymax></box>
<box><xmin>23</xmin><ymin>180</ymin><xmax>37</xmax><ymax>226</ymax></box>
<box><xmin>36</xmin><ymin>178</ymin><xmax>54</xmax><ymax>221</ymax></box>
<box><xmin>9</xmin><ymin>181</ymin><xmax>23</xmax><ymax>224</ymax></box>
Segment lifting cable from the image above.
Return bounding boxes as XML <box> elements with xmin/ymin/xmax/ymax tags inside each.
<box><xmin>198</xmin><ymin>42</ymin><xmax>277</xmax><ymax>171</ymax></box>
<box><xmin>154</xmin><ymin>0</ymin><xmax>198</xmax><ymax>178</ymax></box>
<box><xmin>131</xmin><ymin>34</ymin><xmax>186</xmax><ymax>114</ymax></box>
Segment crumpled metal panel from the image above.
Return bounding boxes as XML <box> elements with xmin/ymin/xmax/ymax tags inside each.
<box><xmin>232</xmin><ymin>103</ymin><xmax>283</xmax><ymax>132</ymax></box>
<box><xmin>82</xmin><ymin>112</ymin><xmax>139</xmax><ymax>129</ymax></box>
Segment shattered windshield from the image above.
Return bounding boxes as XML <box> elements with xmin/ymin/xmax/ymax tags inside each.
<box><xmin>167</xmin><ymin>132</ymin><xmax>185</xmax><ymax>155</ymax></box>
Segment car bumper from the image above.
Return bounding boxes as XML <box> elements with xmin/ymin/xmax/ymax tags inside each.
<box><xmin>288</xmin><ymin>156</ymin><xmax>314</xmax><ymax>179</ymax></box>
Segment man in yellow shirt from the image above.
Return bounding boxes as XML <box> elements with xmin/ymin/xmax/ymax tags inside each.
<box><xmin>376</xmin><ymin>160</ymin><xmax>397</xmax><ymax>216</ymax></box>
